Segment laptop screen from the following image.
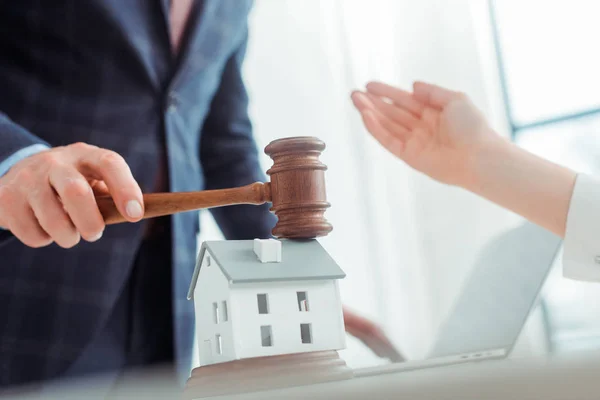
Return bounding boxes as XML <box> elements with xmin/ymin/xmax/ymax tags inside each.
<box><xmin>427</xmin><ymin>221</ymin><xmax>563</xmax><ymax>359</ymax></box>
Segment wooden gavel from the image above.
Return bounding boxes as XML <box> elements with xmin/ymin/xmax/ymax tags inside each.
<box><xmin>95</xmin><ymin>136</ymin><xmax>333</xmax><ymax>239</ymax></box>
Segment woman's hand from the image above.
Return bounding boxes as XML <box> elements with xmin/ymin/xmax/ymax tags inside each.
<box><xmin>343</xmin><ymin>306</ymin><xmax>404</xmax><ymax>362</ymax></box>
<box><xmin>352</xmin><ymin>80</ymin><xmax>577</xmax><ymax>238</ymax></box>
<box><xmin>351</xmin><ymin>81</ymin><xmax>505</xmax><ymax>188</ymax></box>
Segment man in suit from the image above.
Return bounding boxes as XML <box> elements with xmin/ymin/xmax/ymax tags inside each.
<box><xmin>0</xmin><ymin>0</ymin><xmax>279</xmax><ymax>390</ymax></box>
<box><xmin>0</xmin><ymin>0</ymin><xmax>397</xmax><ymax>393</ymax></box>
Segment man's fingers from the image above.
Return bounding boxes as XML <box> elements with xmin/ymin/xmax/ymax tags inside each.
<box><xmin>77</xmin><ymin>146</ymin><xmax>144</xmax><ymax>222</ymax></box>
<box><xmin>90</xmin><ymin>180</ymin><xmax>110</xmax><ymax>196</ymax></box>
<box><xmin>0</xmin><ymin>182</ymin><xmax>52</xmax><ymax>247</ymax></box>
<box><xmin>48</xmin><ymin>166</ymin><xmax>104</xmax><ymax>243</ymax></box>
<box><xmin>365</xmin><ymin>92</ymin><xmax>419</xmax><ymax>130</ymax></box>
<box><xmin>5</xmin><ymin>204</ymin><xmax>53</xmax><ymax>248</ymax></box>
<box><xmin>29</xmin><ymin>183</ymin><xmax>80</xmax><ymax>249</ymax></box>
<box><xmin>412</xmin><ymin>81</ymin><xmax>463</xmax><ymax>109</ymax></box>
<box><xmin>0</xmin><ymin>185</ymin><xmax>11</xmax><ymax>230</ymax></box>
<box><xmin>365</xmin><ymin>81</ymin><xmax>424</xmax><ymax>117</ymax></box>
<box><xmin>0</xmin><ymin>142</ymin><xmax>140</xmax><ymax>249</ymax></box>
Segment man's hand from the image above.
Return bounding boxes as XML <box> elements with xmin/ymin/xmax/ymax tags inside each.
<box><xmin>0</xmin><ymin>142</ymin><xmax>144</xmax><ymax>248</ymax></box>
<box><xmin>351</xmin><ymin>81</ymin><xmax>506</xmax><ymax>189</ymax></box>
<box><xmin>343</xmin><ymin>306</ymin><xmax>404</xmax><ymax>362</ymax></box>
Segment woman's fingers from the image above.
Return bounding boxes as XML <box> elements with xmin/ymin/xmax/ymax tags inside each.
<box><xmin>351</xmin><ymin>91</ymin><xmax>409</xmax><ymax>156</ymax></box>
<box><xmin>361</xmin><ymin>110</ymin><xmax>406</xmax><ymax>157</ymax></box>
<box><xmin>366</xmin><ymin>81</ymin><xmax>424</xmax><ymax>117</ymax></box>
<box><xmin>351</xmin><ymin>91</ymin><xmax>370</xmax><ymax>113</ymax></box>
<box><xmin>365</xmin><ymin>92</ymin><xmax>419</xmax><ymax>130</ymax></box>
<box><xmin>352</xmin><ymin>92</ymin><xmax>410</xmax><ymax>137</ymax></box>
<box><xmin>343</xmin><ymin>307</ymin><xmax>405</xmax><ymax>362</ymax></box>
<box><xmin>412</xmin><ymin>81</ymin><xmax>463</xmax><ymax>109</ymax></box>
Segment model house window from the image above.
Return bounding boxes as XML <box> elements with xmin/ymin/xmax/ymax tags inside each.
<box><xmin>216</xmin><ymin>334</ymin><xmax>222</xmax><ymax>354</ymax></box>
<box><xmin>261</xmin><ymin>325</ymin><xmax>273</xmax><ymax>347</ymax></box>
<box><xmin>297</xmin><ymin>291</ymin><xmax>309</xmax><ymax>311</ymax></box>
<box><xmin>213</xmin><ymin>302</ymin><xmax>219</xmax><ymax>324</ymax></box>
<box><xmin>221</xmin><ymin>301</ymin><xmax>228</xmax><ymax>322</ymax></box>
<box><xmin>257</xmin><ymin>293</ymin><xmax>269</xmax><ymax>314</ymax></box>
<box><xmin>300</xmin><ymin>323</ymin><xmax>312</xmax><ymax>344</ymax></box>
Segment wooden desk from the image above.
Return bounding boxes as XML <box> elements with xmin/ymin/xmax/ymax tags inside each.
<box><xmin>7</xmin><ymin>351</ymin><xmax>600</xmax><ymax>399</ymax></box>
<box><xmin>211</xmin><ymin>350</ymin><xmax>600</xmax><ymax>400</ymax></box>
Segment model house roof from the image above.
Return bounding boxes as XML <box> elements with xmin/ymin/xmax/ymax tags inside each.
<box><xmin>187</xmin><ymin>239</ymin><xmax>345</xmax><ymax>299</ymax></box>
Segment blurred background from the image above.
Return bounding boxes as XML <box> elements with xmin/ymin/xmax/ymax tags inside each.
<box><xmin>196</xmin><ymin>0</ymin><xmax>600</xmax><ymax>369</ymax></box>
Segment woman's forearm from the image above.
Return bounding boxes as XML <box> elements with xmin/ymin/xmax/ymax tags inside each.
<box><xmin>464</xmin><ymin>136</ymin><xmax>578</xmax><ymax>238</ymax></box>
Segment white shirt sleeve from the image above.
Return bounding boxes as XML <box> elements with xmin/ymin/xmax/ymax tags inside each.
<box><xmin>563</xmin><ymin>173</ymin><xmax>600</xmax><ymax>281</ymax></box>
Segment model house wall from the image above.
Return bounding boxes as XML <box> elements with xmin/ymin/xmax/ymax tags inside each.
<box><xmin>230</xmin><ymin>279</ymin><xmax>346</xmax><ymax>359</ymax></box>
<box><xmin>190</xmin><ymin>239</ymin><xmax>348</xmax><ymax>367</ymax></box>
<box><xmin>193</xmin><ymin>251</ymin><xmax>236</xmax><ymax>366</ymax></box>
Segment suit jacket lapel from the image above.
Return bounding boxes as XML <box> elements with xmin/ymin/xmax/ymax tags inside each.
<box><xmin>167</xmin><ymin>0</ymin><xmax>216</xmax><ymax>91</ymax></box>
<box><xmin>159</xmin><ymin>0</ymin><xmax>171</xmax><ymax>36</ymax></box>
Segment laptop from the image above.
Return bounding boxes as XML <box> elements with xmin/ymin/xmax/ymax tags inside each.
<box><xmin>355</xmin><ymin>221</ymin><xmax>563</xmax><ymax>377</ymax></box>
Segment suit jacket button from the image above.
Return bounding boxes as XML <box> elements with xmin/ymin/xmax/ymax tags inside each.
<box><xmin>166</xmin><ymin>93</ymin><xmax>178</xmax><ymax>113</ymax></box>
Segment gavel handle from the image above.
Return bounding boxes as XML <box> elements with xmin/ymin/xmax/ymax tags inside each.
<box><xmin>96</xmin><ymin>182</ymin><xmax>272</xmax><ymax>225</ymax></box>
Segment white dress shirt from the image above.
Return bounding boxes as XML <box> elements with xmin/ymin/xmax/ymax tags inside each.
<box><xmin>563</xmin><ymin>173</ymin><xmax>600</xmax><ymax>281</ymax></box>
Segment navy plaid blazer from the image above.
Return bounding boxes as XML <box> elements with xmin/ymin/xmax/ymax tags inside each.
<box><xmin>0</xmin><ymin>0</ymin><xmax>275</xmax><ymax>387</ymax></box>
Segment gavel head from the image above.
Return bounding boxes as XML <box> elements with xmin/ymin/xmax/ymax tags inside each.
<box><xmin>264</xmin><ymin>136</ymin><xmax>333</xmax><ymax>239</ymax></box>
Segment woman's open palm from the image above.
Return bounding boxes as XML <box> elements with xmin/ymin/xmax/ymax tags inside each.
<box><xmin>351</xmin><ymin>81</ymin><xmax>501</xmax><ymax>187</ymax></box>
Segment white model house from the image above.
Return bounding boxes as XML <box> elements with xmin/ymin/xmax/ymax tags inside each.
<box><xmin>187</xmin><ymin>238</ymin><xmax>347</xmax><ymax>366</ymax></box>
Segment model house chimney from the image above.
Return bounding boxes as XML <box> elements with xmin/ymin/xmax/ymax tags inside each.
<box><xmin>253</xmin><ymin>239</ymin><xmax>282</xmax><ymax>263</ymax></box>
